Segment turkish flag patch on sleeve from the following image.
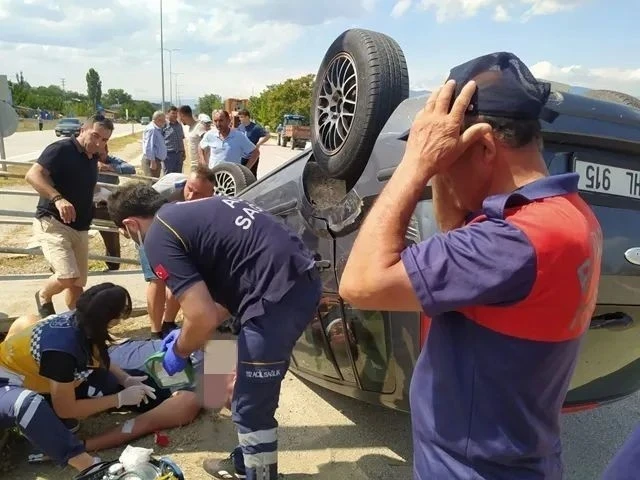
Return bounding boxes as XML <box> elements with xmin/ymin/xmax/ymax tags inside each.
<box><xmin>154</xmin><ymin>264</ymin><xmax>170</xmax><ymax>281</ymax></box>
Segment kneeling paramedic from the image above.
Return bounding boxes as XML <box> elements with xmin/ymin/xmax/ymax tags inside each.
<box><xmin>107</xmin><ymin>184</ymin><xmax>322</xmax><ymax>480</ymax></box>
<box><xmin>340</xmin><ymin>53</ymin><xmax>603</xmax><ymax>479</ymax></box>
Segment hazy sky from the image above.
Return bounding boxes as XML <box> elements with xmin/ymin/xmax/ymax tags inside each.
<box><xmin>2</xmin><ymin>0</ymin><xmax>639</xmax><ymax>103</ymax></box>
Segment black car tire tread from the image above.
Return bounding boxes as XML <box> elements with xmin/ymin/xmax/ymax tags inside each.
<box><xmin>210</xmin><ymin>162</ymin><xmax>257</xmax><ymax>196</ymax></box>
<box><xmin>311</xmin><ymin>29</ymin><xmax>409</xmax><ymax>185</ymax></box>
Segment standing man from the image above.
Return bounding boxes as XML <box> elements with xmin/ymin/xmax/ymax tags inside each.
<box><xmin>199</xmin><ymin>110</ymin><xmax>258</xmax><ymax>169</ymax></box>
<box><xmin>178</xmin><ymin>105</ymin><xmax>208</xmax><ymax>169</ymax></box>
<box><xmin>26</xmin><ymin>114</ymin><xmax>114</xmax><ymax>317</ymax></box>
<box><xmin>163</xmin><ymin>106</ymin><xmax>186</xmax><ymax>174</ymax></box>
<box><xmin>237</xmin><ymin>109</ymin><xmax>270</xmax><ymax>177</ymax></box>
<box><xmin>107</xmin><ymin>183</ymin><xmax>322</xmax><ymax>480</ymax></box>
<box><xmin>339</xmin><ymin>53</ymin><xmax>603</xmax><ymax>480</ymax></box>
<box><xmin>94</xmin><ymin>144</ymin><xmax>136</xmax><ymax>271</ymax></box>
<box><xmin>142</xmin><ymin>110</ymin><xmax>167</xmax><ymax>178</ymax></box>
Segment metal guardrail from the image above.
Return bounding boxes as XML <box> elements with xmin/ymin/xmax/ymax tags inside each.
<box><xmin>0</xmin><ymin>158</ymin><xmax>157</xmax><ymax>182</ymax></box>
<box><xmin>0</xmin><ymin>246</ymin><xmax>140</xmax><ymax>266</ymax></box>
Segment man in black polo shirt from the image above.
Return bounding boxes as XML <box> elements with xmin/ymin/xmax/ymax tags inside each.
<box><xmin>26</xmin><ymin>114</ymin><xmax>114</xmax><ymax>317</ymax></box>
<box><xmin>107</xmin><ymin>183</ymin><xmax>322</xmax><ymax>480</ymax></box>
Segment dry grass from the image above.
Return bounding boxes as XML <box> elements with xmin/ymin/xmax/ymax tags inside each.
<box><xmin>16</xmin><ymin>119</ymin><xmax>57</xmax><ymax>132</ymax></box>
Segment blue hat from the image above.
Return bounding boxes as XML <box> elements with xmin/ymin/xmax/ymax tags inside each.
<box><xmin>447</xmin><ymin>52</ymin><xmax>558</xmax><ymax>123</ymax></box>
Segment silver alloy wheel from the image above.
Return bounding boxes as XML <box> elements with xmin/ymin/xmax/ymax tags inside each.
<box><xmin>214</xmin><ymin>171</ymin><xmax>237</xmax><ymax>196</ymax></box>
<box><xmin>315</xmin><ymin>52</ymin><xmax>358</xmax><ymax>155</ymax></box>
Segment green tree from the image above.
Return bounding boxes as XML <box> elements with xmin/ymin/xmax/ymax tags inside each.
<box><xmin>102</xmin><ymin>88</ymin><xmax>132</xmax><ymax>107</ymax></box>
<box><xmin>86</xmin><ymin>68</ymin><xmax>102</xmax><ymax>110</ymax></box>
<box><xmin>250</xmin><ymin>74</ymin><xmax>315</xmax><ymax>129</ymax></box>
<box><xmin>8</xmin><ymin>71</ymin><xmax>31</xmax><ymax>106</ymax></box>
<box><xmin>197</xmin><ymin>94</ymin><xmax>223</xmax><ymax>116</ymax></box>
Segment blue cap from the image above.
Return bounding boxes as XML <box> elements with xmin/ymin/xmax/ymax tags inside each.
<box><xmin>447</xmin><ymin>52</ymin><xmax>558</xmax><ymax>123</ymax></box>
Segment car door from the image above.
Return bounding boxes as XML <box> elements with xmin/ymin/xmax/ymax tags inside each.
<box><xmin>544</xmin><ymin>144</ymin><xmax>640</xmax><ymax>406</ymax></box>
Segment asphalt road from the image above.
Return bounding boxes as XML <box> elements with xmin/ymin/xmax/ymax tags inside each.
<box><xmin>2</xmin><ymin>122</ymin><xmax>144</xmax><ymax>161</ymax></box>
<box><xmin>0</xmin><ymin>138</ymin><xmax>637</xmax><ymax>478</ymax></box>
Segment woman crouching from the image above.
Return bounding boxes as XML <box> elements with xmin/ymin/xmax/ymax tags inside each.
<box><xmin>0</xmin><ymin>283</ymin><xmax>155</xmax><ymax>472</ymax></box>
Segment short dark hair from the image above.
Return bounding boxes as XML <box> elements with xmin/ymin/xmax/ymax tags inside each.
<box><xmin>168</xmin><ymin>106</ymin><xmax>178</xmax><ymax>112</ymax></box>
<box><xmin>464</xmin><ymin>115</ymin><xmax>541</xmax><ymax>149</ymax></box>
<box><xmin>107</xmin><ymin>182</ymin><xmax>167</xmax><ymax>228</ymax></box>
<box><xmin>238</xmin><ymin>109</ymin><xmax>251</xmax><ymax>118</ymax></box>
<box><xmin>213</xmin><ymin>110</ymin><xmax>231</xmax><ymax>120</ymax></box>
<box><xmin>179</xmin><ymin>105</ymin><xmax>193</xmax><ymax>116</ymax></box>
<box><xmin>85</xmin><ymin>113</ymin><xmax>114</xmax><ymax>131</ymax></box>
<box><xmin>192</xmin><ymin>165</ymin><xmax>216</xmax><ymax>186</ymax></box>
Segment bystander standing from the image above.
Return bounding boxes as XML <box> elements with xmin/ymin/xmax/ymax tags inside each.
<box><xmin>163</xmin><ymin>106</ymin><xmax>186</xmax><ymax>174</ymax></box>
<box><xmin>93</xmin><ymin>144</ymin><xmax>136</xmax><ymax>271</ymax></box>
<box><xmin>237</xmin><ymin>108</ymin><xmax>270</xmax><ymax>177</ymax></box>
<box><xmin>25</xmin><ymin>114</ymin><xmax>115</xmax><ymax>317</ymax></box>
<box><xmin>199</xmin><ymin>110</ymin><xmax>258</xmax><ymax>168</ymax></box>
<box><xmin>178</xmin><ymin>105</ymin><xmax>208</xmax><ymax>170</ymax></box>
<box><xmin>340</xmin><ymin>53</ymin><xmax>603</xmax><ymax>480</ymax></box>
<box><xmin>142</xmin><ymin>111</ymin><xmax>167</xmax><ymax>178</ymax></box>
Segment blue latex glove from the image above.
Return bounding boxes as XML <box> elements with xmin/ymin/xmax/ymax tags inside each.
<box><xmin>161</xmin><ymin>328</ymin><xmax>181</xmax><ymax>352</ymax></box>
<box><xmin>162</xmin><ymin>334</ymin><xmax>188</xmax><ymax>375</ymax></box>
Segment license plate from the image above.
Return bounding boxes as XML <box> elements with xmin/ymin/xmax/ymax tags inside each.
<box><xmin>574</xmin><ymin>160</ymin><xmax>640</xmax><ymax>199</ymax></box>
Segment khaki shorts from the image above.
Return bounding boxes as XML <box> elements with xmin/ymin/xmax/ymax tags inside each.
<box><xmin>33</xmin><ymin>216</ymin><xmax>89</xmax><ymax>287</ymax></box>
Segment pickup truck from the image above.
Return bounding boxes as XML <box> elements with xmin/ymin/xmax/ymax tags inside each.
<box><xmin>277</xmin><ymin>114</ymin><xmax>311</xmax><ymax>149</ymax></box>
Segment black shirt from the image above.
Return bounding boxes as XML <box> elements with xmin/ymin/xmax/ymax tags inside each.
<box><xmin>35</xmin><ymin>138</ymin><xmax>98</xmax><ymax>231</ymax></box>
<box><xmin>143</xmin><ymin>196</ymin><xmax>316</xmax><ymax>322</ymax></box>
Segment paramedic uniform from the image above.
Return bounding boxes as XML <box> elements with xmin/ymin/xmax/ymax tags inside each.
<box><xmin>143</xmin><ymin>195</ymin><xmax>322</xmax><ymax>480</ymax></box>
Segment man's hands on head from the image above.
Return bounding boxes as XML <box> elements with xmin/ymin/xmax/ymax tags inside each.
<box><xmin>401</xmin><ymin>79</ymin><xmax>491</xmax><ymax>180</ymax></box>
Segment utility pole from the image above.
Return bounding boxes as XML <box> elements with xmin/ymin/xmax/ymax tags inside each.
<box><xmin>164</xmin><ymin>49</ymin><xmax>180</xmax><ymax>107</ymax></box>
<box><xmin>172</xmin><ymin>73</ymin><xmax>183</xmax><ymax>106</ymax></box>
<box><xmin>61</xmin><ymin>78</ymin><xmax>66</xmax><ymax>115</ymax></box>
<box><xmin>160</xmin><ymin>0</ymin><xmax>166</xmax><ymax>111</ymax></box>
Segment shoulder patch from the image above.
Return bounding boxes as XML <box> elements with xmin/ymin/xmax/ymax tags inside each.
<box><xmin>154</xmin><ymin>264</ymin><xmax>170</xmax><ymax>281</ymax></box>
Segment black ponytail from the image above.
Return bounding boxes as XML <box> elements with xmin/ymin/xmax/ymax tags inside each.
<box><xmin>75</xmin><ymin>283</ymin><xmax>132</xmax><ymax>368</ymax></box>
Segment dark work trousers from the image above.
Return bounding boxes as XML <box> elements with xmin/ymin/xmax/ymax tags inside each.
<box><xmin>93</xmin><ymin>203</ymin><xmax>120</xmax><ymax>271</ymax></box>
<box><xmin>231</xmin><ymin>268</ymin><xmax>322</xmax><ymax>480</ymax></box>
<box><xmin>0</xmin><ymin>380</ymin><xmax>85</xmax><ymax>466</ymax></box>
<box><xmin>241</xmin><ymin>157</ymin><xmax>259</xmax><ymax>178</ymax></box>
<box><xmin>163</xmin><ymin>151</ymin><xmax>184</xmax><ymax>175</ymax></box>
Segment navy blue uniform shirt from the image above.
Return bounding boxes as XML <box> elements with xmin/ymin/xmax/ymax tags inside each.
<box><xmin>143</xmin><ymin>196</ymin><xmax>316</xmax><ymax>321</ymax></box>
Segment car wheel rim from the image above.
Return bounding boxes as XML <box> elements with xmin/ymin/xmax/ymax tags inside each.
<box><xmin>214</xmin><ymin>171</ymin><xmax>237</xmax><ymax>197</ymax></box>
<box><xmin>316</xmin><ymin>52</ymin><xmax>357</xmax><ymax>156</ymax></box>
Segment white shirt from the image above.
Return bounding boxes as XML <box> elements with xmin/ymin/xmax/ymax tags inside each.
<box><xmin>187</xmin><ymin>122</ymin><xmax>208</xmax><ymax>165</ymax></box>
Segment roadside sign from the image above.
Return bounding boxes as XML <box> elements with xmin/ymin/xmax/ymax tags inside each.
<box><xmin>0</xmin><ymin>75</ymin><xmax>11</xmax><ymax>104</ymax></box>
<box><xmin>0</xmin><ymin>101</ymin><xmax>19</xmax><ymax>137</ymax></box>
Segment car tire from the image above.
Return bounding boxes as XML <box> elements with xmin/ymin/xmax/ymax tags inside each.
<box><xmin>585</xmin><ymin>89</ymin><xmax>640</xmax><ymax>109</ymax></box>
<box><xmin>311</xmin><ymin>28</ymin><xmax>409</xmax><ymax>185</ymax></box>
<box><xmin>210</xmin><ymin>162</ymin><xmax>257</xmax><ymax>197</ymax></box>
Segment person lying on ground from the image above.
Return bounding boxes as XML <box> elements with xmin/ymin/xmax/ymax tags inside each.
<box><xmin>134</xmin><ymin>165</ymin><xmax>217</xmax><ymax>339</ymax></box>
<box><xmin>0</xmin><ymin>283</ymin><xmax>155</xmax><ymax>473</ymax></box>
<box><xmin>5</xmin><ymin>315</ymin><xmax>207</xmax><ymax>454</ymax></box>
